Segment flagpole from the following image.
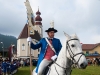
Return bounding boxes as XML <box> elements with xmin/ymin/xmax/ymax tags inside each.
<box><xmin>28</xmin><ymin>24</ymin><xmax>33</xmax><ymax>75</ymax></box>
<box><xmin>25</xmin><ymin>0</ymin><xmax>34</xmax><ymax>74</ymax></box>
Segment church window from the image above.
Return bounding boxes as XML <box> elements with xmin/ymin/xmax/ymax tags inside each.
<box><xmin>22</xmin><ymin>44</ymin><xmax>25</xmax><ymax>51</ymax></box>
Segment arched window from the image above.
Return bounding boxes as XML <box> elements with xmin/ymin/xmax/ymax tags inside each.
<box><xmin>22</xmin><ymin>44</ymin><xmax>25</xmax><ymax>51</ymax></box>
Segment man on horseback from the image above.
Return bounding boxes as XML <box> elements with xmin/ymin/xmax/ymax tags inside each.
<box><xmin>27</xmin><ymin>22</ymin><xmax>62</xmax><ymax>75</ymax></box>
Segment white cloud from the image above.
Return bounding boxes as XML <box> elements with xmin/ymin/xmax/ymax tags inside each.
<box><xmin>91</xmin><ymin>34</ymin><xmax>100</xmax><ymax>43</ymax></box>
<box><xmin>0</xmin><ymin>0</ymin><xmax>100</xmax><ymax>44</ymax></box>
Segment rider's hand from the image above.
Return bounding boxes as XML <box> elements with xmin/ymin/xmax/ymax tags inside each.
<box><xmin>51</xmin><ymin>55</ymin><xmax>57</xmax><ymax>61</ymax></box>
<box><xmin>27</xmin><ymin>37</ymin><xmax>32</xmax><ymax>42</ymax></box>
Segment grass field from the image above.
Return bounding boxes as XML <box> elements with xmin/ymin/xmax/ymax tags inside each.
<box><xmin>71</xmin><ymin>66</ymin><xmax>100</xmax><ymax>75</ymax></box>
<box><xmin>14</xmin><ymin>66</ymin><xmax>100</xmax><ymax>75</ymax></box>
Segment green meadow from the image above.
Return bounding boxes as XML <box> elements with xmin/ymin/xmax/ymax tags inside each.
<box><xmin>14</xmin><ymin>66</ymin><xmax>100</xmax><ymax>75</ymax></box>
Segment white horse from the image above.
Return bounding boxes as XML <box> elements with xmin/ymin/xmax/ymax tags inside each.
<box><xmin>33</xmin><ymin>33</ymin><xmax>88</xmax><ymax>75</ymax></box>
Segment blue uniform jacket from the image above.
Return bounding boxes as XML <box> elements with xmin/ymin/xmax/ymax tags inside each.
<box><xmin>31</xmin><ymin>38</ymin><xmax>62</xmax><ymax>73</ymax></box>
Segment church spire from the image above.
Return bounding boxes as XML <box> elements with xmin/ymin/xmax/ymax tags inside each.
<box><xmin>35</xmin><ymin>7</ymin><xmax>42</xmax><ymax>25</ymax></box>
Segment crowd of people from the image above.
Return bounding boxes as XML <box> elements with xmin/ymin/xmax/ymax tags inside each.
<box><xmin>0</xmin><ymin>57</ymin><xmax>37</xmax><ymax>75</ymax></box>
<box><xmin>87</xmin><ymin>57</ymin><xmax>100</xmax><ymax>66</ymax></box>
<box><xmin>0</xmin><ymin>58</ymin><xmax>19</xmax><ymax>75</ymax></box>
<box><xmin>71</xmin><ymin>57</ymin><xmax>100</xmax><ymax>68</ymax></box>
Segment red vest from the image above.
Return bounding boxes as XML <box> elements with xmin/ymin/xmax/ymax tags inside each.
<box><xmin>44</xmin><ymin>40</ymin><xmax>55</xmax><ymax>60</ymax></box>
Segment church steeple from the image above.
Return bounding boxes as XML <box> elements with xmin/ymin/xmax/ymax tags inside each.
<box><xmin>36</xmin><ymin>7</ymin><xmax>41</xmax><ymax>15</ymax></box>
<box><xmin>34</xmin><ymin>7</ymin><xmax>43</xmax><ymax>37</ymax></box>
<box><xmin>35</xmin><ymin>7</ymin><xmax>42</xmax><ymax>25</ymax></box>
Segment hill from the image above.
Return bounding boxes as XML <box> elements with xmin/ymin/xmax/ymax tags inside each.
<box><xmin>0</xmin><ymin>33</ymin><xmax>17</xmax><ymax>50</ymax></box>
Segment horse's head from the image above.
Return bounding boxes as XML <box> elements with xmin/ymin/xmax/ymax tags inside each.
<box><xmin>64</xmin><ymin>32</ymin><xmax>88</xmax><ymax>69</ymax></box>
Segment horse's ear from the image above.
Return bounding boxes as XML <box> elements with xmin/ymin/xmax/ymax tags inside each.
<box><xmin>74</xmin><ymin>33</ymin><xmax>79</xmax><ymax>39</ymax></box>
<box><xmin>63</xmin><ymin>31</ymin><xmax>71</xmax><ymax>40</ymax></box>
<box><xmin>72</xmin><ymin>33</ymin><xmax>80</xmax><ymax>41</ymax></box>
<box><xmin>71</xmin><ymin>33</ymin><xmax>78</xmax><ymax>38</ymax></box>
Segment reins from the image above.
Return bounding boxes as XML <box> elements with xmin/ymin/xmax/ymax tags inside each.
<box><xmin>52</xmin><ymin>39</ymin><xmax>84</xmax><ymax>75</ymax></box>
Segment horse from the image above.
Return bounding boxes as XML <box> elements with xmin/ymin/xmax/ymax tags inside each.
<box><xmin>33</xmin><ymin>33</ymin><xmax>88</xmax><ymax>75</ymax></box>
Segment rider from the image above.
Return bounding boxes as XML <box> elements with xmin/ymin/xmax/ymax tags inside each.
<box><xmin>27</xmin><ymin>22</ymin><xmax>62</xmax><ymax>75</ymax></box>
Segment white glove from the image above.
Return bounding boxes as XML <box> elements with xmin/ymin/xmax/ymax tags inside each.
<box><xmin>51</xmin><ymin>55</ymin><xmax>57</xmax><ymax>61</ymax></box>
<box><xmin>27</xmin><ymin>37</ymin><xmax>32</xmax><ymax>42</ymax></box>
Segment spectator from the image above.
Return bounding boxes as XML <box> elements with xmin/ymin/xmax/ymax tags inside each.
<box><xmin>20</xmin><ymin>59</ymin><xmax>24</xmax><ymax>67</ymax></box>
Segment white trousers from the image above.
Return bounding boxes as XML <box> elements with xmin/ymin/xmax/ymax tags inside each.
<box><xmin>38</xmin><ymin>59</ymin><xmax>52</xmax><ymax>75</ymax></box>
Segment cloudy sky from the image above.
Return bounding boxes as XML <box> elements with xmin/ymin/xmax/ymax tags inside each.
<box><xmin>0</xmin><ymin>0</ymin><xmax>100</xmax><ymax>44</ymax></box>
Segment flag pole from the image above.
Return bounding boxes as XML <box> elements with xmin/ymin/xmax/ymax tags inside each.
<box><xmin>24</xmin><ymin>0</ymin><xmax>33</xmax><ymax>75</ymax></box>
<box><xmin>28</xmin><ymin>24</ymin><xmax>33</xmax><ymax>75</ymax></box>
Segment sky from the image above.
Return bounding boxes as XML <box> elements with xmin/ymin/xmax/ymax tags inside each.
<box><xmin>0</xmin><ymin>0</ymin><xmax>100</xmax><ymax>44</ymax></box>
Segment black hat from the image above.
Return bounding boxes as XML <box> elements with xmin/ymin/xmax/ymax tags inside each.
<box><xmin>45</xmin><ymin>20</ymin><xmax>58</xmax><ymax>33</ymax></box>
<box><xmin>45</xmin><ymin>28</ymin><xmax>57</xmax><ymax>33</ymax></box>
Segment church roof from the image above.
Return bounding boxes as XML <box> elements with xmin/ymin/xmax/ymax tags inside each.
<box><xmin>18</xmin><ymin>24</ymin><xmax>41</xmax><ymax>41</ymax></box>
<box><xmin>35</xmin><ymin>8</ymin><xmax>42</xmax><ymax>25</ymax></box>
<box><xmin>18</xmin><ymin>24</ymin><xmax>28</xmax><ymax>39</ymax></box>
<box><xmin>36</xmin><ymin>8</ymin><xmax>41</xmax><ymax>15</ymax></box>
<box><xmin>35</xmin><ymin>15</ymin><xmax>42</xmax><ymax>21</ymax></box>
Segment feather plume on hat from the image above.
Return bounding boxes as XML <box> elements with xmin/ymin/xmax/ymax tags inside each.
<box><xmin>45</xmin><ymin>20</ymin><xmax>57</xmax><ymax>33</ymax></box>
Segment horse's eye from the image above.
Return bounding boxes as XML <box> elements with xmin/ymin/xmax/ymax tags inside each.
<box><xmin>71</xmin><ymin>44</ymin><xmax>75</xmax><ymax>47</ymax></box>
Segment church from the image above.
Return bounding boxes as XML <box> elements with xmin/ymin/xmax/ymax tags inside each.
<box><xmin>17</xmin><ymin>8</ymin><xmax>42</xmax><ymax>59</ymax></box>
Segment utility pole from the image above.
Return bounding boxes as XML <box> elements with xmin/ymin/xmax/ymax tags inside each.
<box><xmin>1</xmin><ymin>42</ymin><xmax>4</xmax><ymax>58</ymax></box>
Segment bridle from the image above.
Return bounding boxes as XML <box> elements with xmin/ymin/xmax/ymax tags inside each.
<box><xmin>66</xmin><ymin>39</ymin><xmax>85</xmax><ymax>65</ymax></box>
<box><xmin>52</xmin><ymin>39</ymin><xmax>85</xmax><ymax>75</ymax></box>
